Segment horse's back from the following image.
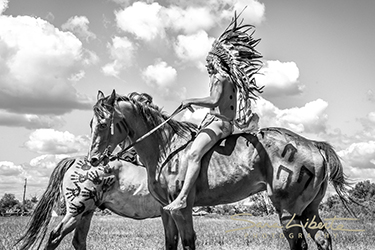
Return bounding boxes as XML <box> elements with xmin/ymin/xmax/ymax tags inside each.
<box><xmin>193</xmin><ymin>133</ymin><xmax>267</xmax><ymax>205</ymax></box>
<box><xmin>194</xmin><ymin>127</ymin><xmax>326</xmax><ymax>207</ymax></box>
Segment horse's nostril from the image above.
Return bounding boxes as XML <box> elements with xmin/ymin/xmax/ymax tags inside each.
<box><xmin>103</xmin><ymin>156</ymin><xmax>110</xmax><ymax>166</ymax></box>
<box><xmin>90</xmin><ymin>157</ymin><xmax>100</xmax><ymax>166</ymax></box>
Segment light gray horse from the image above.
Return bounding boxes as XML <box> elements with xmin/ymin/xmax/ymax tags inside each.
<box><xmin>15</xmin><ymin>155</ymin><xmax>174</xmax><ymax>250</ymax></box>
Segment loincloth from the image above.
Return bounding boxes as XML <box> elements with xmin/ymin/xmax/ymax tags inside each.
<box><xmin>198</xmin><ymin>113</ymin><xmax>234</xmax><ymax>135</ymax></box>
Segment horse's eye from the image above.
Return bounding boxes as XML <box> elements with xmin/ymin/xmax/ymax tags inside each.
<box><xmin>99</xmin><ymin>123</ymin><xmax>107</xmax><ymax>130</ymax></box>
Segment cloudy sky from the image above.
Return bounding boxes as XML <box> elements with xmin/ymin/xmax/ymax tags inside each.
<box><xmin>0</xmin><ymin>0</ymin><xmax>374</xmax><ymax>200</ymax></box>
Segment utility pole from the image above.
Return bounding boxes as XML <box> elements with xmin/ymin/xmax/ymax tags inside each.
<box><xmin>22</xmin><ymin>178</ymin><xmax>27</xmax><ymax>215</ymax></box>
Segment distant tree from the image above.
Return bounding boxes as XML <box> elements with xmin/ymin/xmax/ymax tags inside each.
<box><xmin>325</xmin><ymin>195</ymin><xmax>341</xmax><ymax>209</ymax></box>
<box><xmin>320</xmin><ymin>180</ymin><xmax>375</xmax><ymax>218</ymax></box>
<box><xmin>23</xmin><ymin>199</ymin><xmax>34</xmax><ymax>211</ymax></box>
<box><xmin>350</xmin><ymin>180</ymin><xmax>375</xmax><ymax>201</ymax></box>
<box><xmin>30</xmin><ymin>196</ymin><xmax>38</xmax><ymax>204</ymax></box>
<box><xmin>0</xmin><ymin>193</ymin><xmax>20</xmax><ymax>211</ymax></box>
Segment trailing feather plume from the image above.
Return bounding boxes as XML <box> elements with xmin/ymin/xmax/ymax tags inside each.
<box><xmin>207</xmin><ymin>12</ymin><xmax>263</xmax><ymax>130</ymax></box>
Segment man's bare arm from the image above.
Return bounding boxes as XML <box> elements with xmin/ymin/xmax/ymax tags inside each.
<box><xmin>182</xmin><ymin>77</ymin><xmax>224</xmax><ymax>109</ymax></box>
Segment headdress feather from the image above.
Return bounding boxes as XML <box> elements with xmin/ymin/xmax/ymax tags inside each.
<box><xmin>208</xmin><ymin>11</ymin><xmax>263</xmax><ymax>130</ymax></box>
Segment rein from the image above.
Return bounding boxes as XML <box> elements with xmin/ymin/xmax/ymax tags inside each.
<box><xmin>108</xmin><ymin>104</ymin><xmax>192</xmax><ymax>162</ymax></box>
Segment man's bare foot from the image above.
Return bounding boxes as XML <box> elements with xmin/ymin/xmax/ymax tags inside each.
<box><xmin>163</xmin><ymin>197</ymin><xmax>187</xmax><ymax>211</ymax></box>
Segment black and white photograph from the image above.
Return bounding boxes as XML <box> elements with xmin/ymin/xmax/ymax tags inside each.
<box><xmin>0</xmin><ymin>0</ymin><xmax>374</xmax><ymax>249</ymax></box>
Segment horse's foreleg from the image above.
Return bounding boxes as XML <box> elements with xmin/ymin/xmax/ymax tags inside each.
<box><xmin>171</xmin><ymin>208</ymin><xmax>196</xmax><ymax>250</ymax></box>
<box><xmin>278</xmin><ymin>210</ymin><xmax>308</xmax><ymax>250</ymax></box>
<box><xmin>161</xmin><ymin>208</ymin><xmax>179</xmax><ymax>250</ymax></box>
<box><xmin>170</xmin><ymin>190</ymin><xmax>196</xmax><ymax>250</ymax></box>
<box><xmin>45</xmin><ymin>213</ymin><xmax>77</xmax><ymax>250</ymax></box>
<box><xmin>72</xmin><ymin>211</ymin><xmax>94</xmax><ymax>250</ymax></box>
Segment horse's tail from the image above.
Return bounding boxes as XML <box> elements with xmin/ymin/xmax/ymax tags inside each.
<box><xmin>313</xmin><ymin>141</ymin><xmax>361</xmax><ymax>217</ymax></box>
<box><xmin>15</xmin><ymin>157</ymin><xmax>76</xmax><ymax>250</ymax></box>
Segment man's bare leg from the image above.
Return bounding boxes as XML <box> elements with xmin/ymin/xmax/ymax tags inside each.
<box><xmin>163</xmin><ymin>161</ymin><xmax>200</xmax><ymax>210</ymax></box>
<box><xmin>164</xmin><ymin>122</ymin><xmax>225</xmax><ymax>211</ymax></box>
<box><xmin>163</xmin><ymin>135</ymin><xmax>210</xmax><ymax>211</ymax></box>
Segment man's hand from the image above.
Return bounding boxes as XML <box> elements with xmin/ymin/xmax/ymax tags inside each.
<box><xmin>181</xmin><ymin>100</ymin><xmax>195</xmax><ymax>112</ymax></box>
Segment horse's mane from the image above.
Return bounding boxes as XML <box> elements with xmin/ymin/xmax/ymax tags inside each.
<box><xmin>93</xmin><ymin>95</ymin><xmax>113</xmax><ymax>119</ymax></box>
<box><xmin>94</xmin><ymin>92</ymin><xmax>198</xmax><ymax>154</ymax></box>
<box><xmin>124</xmin><ymin>94</ymin><xmax>197</xmax><ymax>136</ymax></box>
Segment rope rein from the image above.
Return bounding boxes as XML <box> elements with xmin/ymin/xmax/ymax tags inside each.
<box><xmin>109</xmin><ymin>104</ymin><xmax>191</xmax><ymax>162</ymax></box>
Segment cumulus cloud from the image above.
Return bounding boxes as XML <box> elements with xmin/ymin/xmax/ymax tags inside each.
<box><xmin>115</xmin><ymin>2</ymin><xmax>165</xmax><ymax>41</ymax></box>
<box><xmin>219</xmin><ymin>0</ymin><xmax>265</xmax><ymax>25</ymax></box>
<box><xmin>115</xmin><ymin>2</ymin><xmax>215</xmax><ymax>41</ymax></box>
<box><xmin>356</xmin><ymin>111</ymin><xmax>375</xmax><ymax>141</ymax></box>
<box><xmin>82</xmin><ymin>49</ymin><xmax>100</xmax><ymax>66</ymax></box>
<box><xmin>338</xmin><ymin>140</ymin><xmax>375</xmax><ymax>184</ymax></box>
<box><xmin>368</xmin><ymin>112</ymin><xmax>375</xmax><ymax>123</ymax></box>
<box><xmin>181</xmin><ymin>97</ymin><xmax>329</xmax><ymax>135</ymax></box>
<box><xmin>102</xmin><ymin>36</ymin><xmax>137</xmax><ymax>77</ymax></box>
<box><xmin>68</xmin><ymin>70</ymin><xmax>86</xmax><ymax>82</ymax></box>
<box><xmin>142</xmin><ymin>60</ymin><xmax>177</xmax><ymax>88</ymax></box>
<box><xmin>28</xmin><ymin>154</ymin><xmax>69</xmax><ymax>178</ymax></box>
<box><xmin>0</xmin><ymin>15</ymin><xmax>93</xmax><ymax>115</ymax></box>
<box><xmin>114</xmin><ymin>1</ymin><xmax>265</xmax><ymax>72</ymax></box>
<box><xmin>166</xmin><ymin>0</ymin><xmax>265</xmax><ymax>26</ymax></box>
<box><xmin>62</xmin><ymin>16</ymin><xmax>96</xmax><ymax>42</ymax></box>
<box><xmin>0</xmin><ymin>154</ymin><xmax>71</xmax><ymax>199</ymax></box>
<box><xmin>25</xmin><ymin>129</ymin><xmax>90</xmax><ymax>154</ymax></box>
<box><xmin>0</xmin><ymin>161</ymin><xmax>24</xmax><ymax>176</ymax></box>
<box><xmin>180</xmin><ymin>107</ymin><xmax>210</xmax><ymax>125</ymax></box>
<box><xmin>141</xmin><ymin>60</ymin><xmax>187</xmax><ymax>99</ymax></box>
<box><xmin>0</xmin><ymin>110</ymin><xmax>65</xmax><ymax>129</ymax></box>
<box><xmin>344</xmin><ymin>166</ymin><xmax>375</xmax><ymax>185</ymax></box>
<box><xmin>174</xmin><ymin>30</ymin><xmax>214</xmax><ymax>69</ymax></box>
<box><xmin>307</xmin><ymin>110</ymin><xmax>375</xmax><ymax>184</ymax></box>
<box><xmin>257</xmin><ymin>60</ymin><xmax>304</xmax><ymax>97</ymax></box>
<box><xmin>0</xmin><ymin>161</ymin><xmax>27</xmax><ymax>199</ymax></box>
<box><xmin>111</xmin><ymin>0</ymin><xmax>132</xmax><ymax>6</ymax></box>
<box><xmin>254</xmin><ymin>97</ymin><xmax>329</xmax><ymax>134</ymax></box>
<box><xmin>164</xmin><ymin>6</ymin><xmax>215</xmax><ymax>34</ymax></box>
<box><xmin>115</xmin><ymin>1</ymin><xmax>265</xmax><ymax>42</ymax></box>
<box><xmin>0</xmin><ymin>0</ymin><xmax>8</xmax><ymax>15</ymax></box>
<box><xmin>339</xmin><ymin>141</ymin><xmax>375</xmax><ymax>170</ymax></box>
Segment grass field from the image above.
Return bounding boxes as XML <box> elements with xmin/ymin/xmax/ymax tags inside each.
<box><xmin>1</xmin><ymin>213</ymin><xmax>373</xmax><ymax>250</ymax></box>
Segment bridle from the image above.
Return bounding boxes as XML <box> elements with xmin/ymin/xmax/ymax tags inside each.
<box><xmin>99</xmin><ymin>103</ymin><xmax>191</xmax><ymax>163</ymax></box>
<box><xmin>91</xmin><ymin>102</ymin><xmax>124</xmax><ymax>165</ymax></box>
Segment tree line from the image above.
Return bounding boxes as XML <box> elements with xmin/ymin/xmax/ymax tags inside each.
<box><xmin>0</xmin><ymin>193</ymin><xmax>38</xmax><ymax>216</ymax></box>
<box><xmin>196</xmin><ymin>180</ymin><xmax>375</xmax><ymax>218</ymax></box>
<box><xmin>1</xmin><ymin>180</ymin><xmax>374</xmax><ymax>217</ymax></box>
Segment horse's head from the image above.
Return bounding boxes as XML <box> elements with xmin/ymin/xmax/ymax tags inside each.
<box><xmin>88</xmin><ymin>89</ymin><xmax>196</xmax><ymax>167</ymax></box>
<box><xmin>88</xmin><ymin>89</ymin><xmax>133</xmax><ymax>166</ymax></box>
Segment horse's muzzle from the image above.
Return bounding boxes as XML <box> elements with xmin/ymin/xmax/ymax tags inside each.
<box><xmin>89</xmin><ymin>155</ymin><xmax>109</xmax><ymax>167</ymax></box>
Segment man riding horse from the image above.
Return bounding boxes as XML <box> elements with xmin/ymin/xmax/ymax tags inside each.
<box><xmin>87</xmin><ymin>14</ymin><xmax>352</xmax><ymax>250</ymax></box>
<box><xmin>164</xmin><ymin>16</ymin><xmax>264</xmax><ymax>211</ymax></box>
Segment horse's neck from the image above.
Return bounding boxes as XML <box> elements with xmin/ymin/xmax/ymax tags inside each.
<box><xmin>132</xmin><ymin>127</ymin><xmax>179</xmax><ymax>205</ymax></box>
<box><xmin>133</xmin><ymin>125</ymin><xmax>175</xmax><ymax>171</ymax></box>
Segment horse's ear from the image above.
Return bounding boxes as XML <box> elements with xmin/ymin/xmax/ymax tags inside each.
<box><xmin>97</xmin><ymin>90</ymin><xmax>105</xmax><ymax>100</ymax></box>
<box><xmin>108</xmin><ymin>89</ymin><xmax>116</xmax><ymax>106</ymax></box>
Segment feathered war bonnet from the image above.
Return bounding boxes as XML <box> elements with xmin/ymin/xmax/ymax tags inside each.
<box><xmin>207</xmin><ymin>12</ymin><xmax>264</xmax><ymax>130</ymax></box>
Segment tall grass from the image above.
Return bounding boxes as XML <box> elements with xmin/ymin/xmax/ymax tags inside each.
<box><xmin>2</xmin><ymin>213</ymin><xmax>373</xmax><ymax>250</ymax></box>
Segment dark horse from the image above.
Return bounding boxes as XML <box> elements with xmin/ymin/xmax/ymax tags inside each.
<box><xmin>88</xmin><ymin>90</ymin><xmax>353</xmax><ymax>250</ymax></box>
